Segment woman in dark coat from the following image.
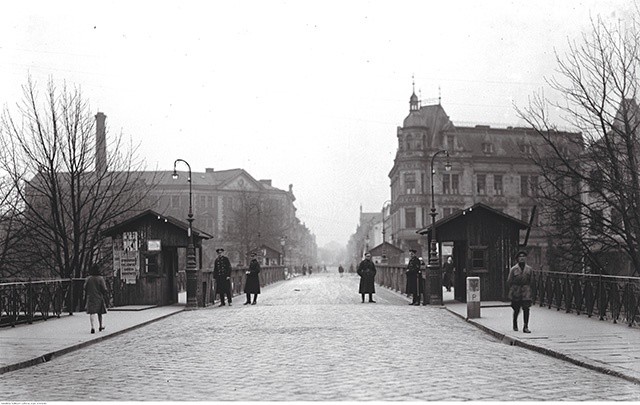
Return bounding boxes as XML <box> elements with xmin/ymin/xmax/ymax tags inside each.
<box><xmin>243</xmin><ymin>252</ymin><xmax>261</xmax><ymax>305</ymax></box>
<box><xmin>357</xmin><ymin>252</ymin><xmax>376</xmax><ymax>303</ymax></box>
<box><xmin>84</xmin><ymin>264</ymin><xmax>108</xmax><ymax>334</ymax></box>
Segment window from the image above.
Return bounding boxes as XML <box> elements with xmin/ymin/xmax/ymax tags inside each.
<box><xmin>476</xmin><ymin>174</ymin><xmax>486</xmax><ymax>195</ymax></box>
<box><xmin>520</xmin><ymin>208</ymin><xmax>538</xmax><ymax>226</ymax></box>
<box><xmin>171</xmin><ymin>195</ymin><xmax>181</xmax><ymax>208</ymax></box>
<box><xmin>405</xmin><ymin>208</ymin><xmax>416</xmax><ymax>228</ymax></box>
<box><xmin>471</xmin><ymin>248</ymin><xmax>486</xmax><ymax>270</ymax></box>
<box><xmin>446</xmin><ymin>135</ymin><xmax>455</xmax><ymax>150</ymax></box>
<box><xmin>519</xmin><ymin>143</ymin><xmax>532</xmax><ymax>154</ymax></box>
<box><xmin>482</xmin><ymin>143</ymin><xmax>494</xmax><ymax>153</ymax></box>
<box><xmin>199</xmin><ymin>195</ymin><xmax>206</xmax><ymax>207</ymax></box>
<box><xmin>521</xmin><ymin>175</ymin><xmax>538</xmax><ymax>197</ymax></box>
<box><xmin>443</xmin><ymin>207</ymin><xmax>460</xmax><ymax>218</ymax></box>
<box><xmin>207</xmin><ymin>196</ymin><xmax>214</xmax><ymax>208</ymax></box>
<box><xmin>443</xmin><ymin>174</ymin><xmax>459</xmax><ymax>195</ymax></box>
<box><xmin>494</xmin><ymin>175</ymin><xmax>503</xmax><ymax>196</ymax></box>
<box><xmin>144</xmin><ymin>254</ymin><xmax>159</xmax><ymax>274</ymax></box>
<box><xmin>404</xmin><ymin>172</ymin><xmax>416</xmax><ymax>194</ymax></box>
<box><xmin>589</xmin><ymin>170</ymin><xmax>603</xmax><ymax>195</ymax></box>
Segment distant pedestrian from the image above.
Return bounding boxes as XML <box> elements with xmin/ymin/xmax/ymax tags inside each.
<box><xmin>338</xmin><ymin>264</ymin><xmax>344</xmax><ymax>277</ymax></box>
<box><xmin>508</xmin><ymin>250</ymin><xmax>533</xmax><ymax>333</ymax></box>
<box><xmin>442</xmin><ymin>256</ymin><xmax>455</xmax><ymax>292</ymax></box>
<box><xmin>308</xmin><ymin>265</ymin><xmax>313</xmax><ymax>276</ymax></box>
<box><xmin>243</xmin><ymin>252</ymin><xmax>261</xmax><ymax>305</ymax></box>
<box><xmin>214</xmin><ymin>248</ymin><xmax>233</xmax><ymax>306</ymax></box>
<box><xmin>357</xmin><ymin>252</ymin><xmax>376</xmax><ymax>303</ymax></box>
<box><xmin>302</xmin><ymin>263</ymin><xmax>307</xmax><ymax>276</ymax></box>
<box><xmin>405</xmin><ymin>249</ymin><xmax>423</xmax><ymax>305</ymax></box>
<box><xmin>84</xmin><ymin>264</ymin><xmax>107</xmax><ymax>334</ymax></box>
<box><xmin>349</xmin><ymin>263</ymin><xmax>355</xmax><ymax>273</ymax></box>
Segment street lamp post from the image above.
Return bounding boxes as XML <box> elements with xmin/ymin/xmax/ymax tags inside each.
<box><xmin>427</xmin><ymin>150</ymin><xmax>451</xmax><ymax>305</ymax></box>
<box><xmin>172</xmin><ymin>159</ymin><xmax>197</xmax><ymax>308</ymax></box>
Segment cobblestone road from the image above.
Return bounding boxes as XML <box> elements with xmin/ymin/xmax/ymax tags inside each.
<box><xmin>1</xmin><ymin>271</ymin><xmax>639</xmax><ymax>401</ymax></box>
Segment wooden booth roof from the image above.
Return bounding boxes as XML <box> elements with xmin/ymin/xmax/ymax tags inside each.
<box><xmin>102</xmin><ymin>209</ymin><xmax>214</xmax><ymax>240</ymax></box>
<box><xmin>417</xmin><ymin>202</ymin><xmax>530</xmax><ymax>236</ymax></box>
<box><xmin>369</xmin><ymin>241</ymin><xmax>404</xmax><ymax>256</ymax></box>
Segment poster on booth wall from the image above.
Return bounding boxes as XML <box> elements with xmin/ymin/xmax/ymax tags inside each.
<box><xmin>120</xmin><ymin>250</ymin><xmax>139</xmax><ymax>284</ymax></box>
<box><xmin>123</xmin><ymin>231</ymin><xmax>139</xmax><ymax>252</ymax></box>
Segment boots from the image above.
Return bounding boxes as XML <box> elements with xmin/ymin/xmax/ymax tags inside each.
<box><xmin>512</xmin><ymin>311</ymin><xmax>519</xmax><ymax>331</ymax></box>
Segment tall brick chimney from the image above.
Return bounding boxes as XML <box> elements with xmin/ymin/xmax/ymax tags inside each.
<box><xmin>95</xmin><ymin>112</ymin><xmax>107</xmax><ymax>173</ymax></box>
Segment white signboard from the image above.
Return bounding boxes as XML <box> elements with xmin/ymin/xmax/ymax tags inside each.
<box><xmin>120</xmin><ymin>250</ymin><xmax>139</xmax><ymax>284</ymax></box>
<box><xmin>148</xmin><ymin>239</ymin><xmax>161</xmax><ymax>251</ymax></box>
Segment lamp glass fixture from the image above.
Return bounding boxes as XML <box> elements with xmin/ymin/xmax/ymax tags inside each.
<box><xmin>172</xmin><ymin>171</ymin><xmax>178</xmax><ymax>179</ymax></box>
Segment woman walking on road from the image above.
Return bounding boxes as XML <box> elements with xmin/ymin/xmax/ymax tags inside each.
<box><xmin>357</xmin><ymin>252</ymin><xmax>377</xmax><ymax>303</ymax></box>
<box><xmin>84</xmin><ymin>264</ymin><xmax>108</xmax><ymax>334</ymax></box>
<box><xmin>243</xmin><ymin>252</ymin><xmax>261</xmax><ymax>305</ymax></box>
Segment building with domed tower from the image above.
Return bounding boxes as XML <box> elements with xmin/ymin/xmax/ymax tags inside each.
<box><xmin>387</xmin><ymin>86</ymin><xmax>580</xmax><ymax>270</ymax></box>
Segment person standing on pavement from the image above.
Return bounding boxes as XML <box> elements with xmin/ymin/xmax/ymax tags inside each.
<box><xmin>243</xmin><ymin>252</ymin><xmax>261</xmax><ymax>305</ymax></box>
<box><xmin>405</xmin><ymin>249</ymin><xmax>422</xmax><ymax>305</ymax></box>
<box><xmin>338</xmin><ymin>264</ymin><xmax>344</xmax><ymax>277</ymax></box>
<box><xmin>508</xmin><ymin>250</ymin><xmax>533</xmax><ymax>333</ymax></box>
<box><xmin>357</xmin><ymin>252</ymin><xmax>377</xmax><ymax>303</ymax></box>
<box><xmin>213</xmin><ymin>248</ymin><xmax>233</xmax><ymax>306</ymax></box>
<box><xmin>84</xmin><ymin>264</ymin><xmax>108</xmax><ymax>334</ymax></box>
<box><xmin>442</xmin><ymin>256</ymin><xmax>455</xmax><ymax>292</ymax></box>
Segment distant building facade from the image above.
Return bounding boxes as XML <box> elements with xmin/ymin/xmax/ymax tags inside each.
<box><xmin>388</xmin><ymin>90</ymin><xmax>579</xmax><ymax>270</ymax></box>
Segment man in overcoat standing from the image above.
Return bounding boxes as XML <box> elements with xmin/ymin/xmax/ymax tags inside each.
<box><xmin>357</xmin><ymin>252</ymin><xmax>377</xmax><ymax>303</ymax></box>
<box><xmin>405</xmin><ymin>249</ymin><xmax>423</xmax><ymax>305</ymax></box>
<box><xmin>507</xmin><ymin>250</ymin><xmax>533</xmax><ymax>333</ymax></box>
<box><xmin>243</xmin><ymin>252</ymin><xmax>261</xmax><ymax>305</ymax></box>
<box><xmin>213</xmin><ymin>248</ymin><xmax>233</xmax><ymax>306</ymax></box>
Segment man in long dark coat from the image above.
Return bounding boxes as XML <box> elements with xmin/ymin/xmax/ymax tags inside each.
<box><xmin>357</xmin><ymin>252</ymin><xmax>377</xmax><ymax>303</ymax></box>
<box><xmin>243</xmin><ymin>252</ymin><xmax>261</xmax><ymax>305</ymax></box>
<box><xmin>213</xmin><ymin>248</ymin><xmax>232</xmax><ymax>306</ymax></box>
<box><xmin>405</xmin><ymin>249</ymin><xmax>423</xmax><ymax>305</ymax></box>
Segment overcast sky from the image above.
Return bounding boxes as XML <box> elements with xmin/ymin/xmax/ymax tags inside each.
<box><xmin>0</xmin><ymin>0</ymin><xmax>633</xmax><ymax>247</ymax></box>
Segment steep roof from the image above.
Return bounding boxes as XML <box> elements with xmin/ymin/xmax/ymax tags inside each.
<box><xmin>403</xmin><ymin>104</ymin><xmax>454</xmax><ymax>132</ymax></box>
<box><xmin>102</xmin><ymin>209</ymin><xmax>213</xmax><ymax>239</ymax></box>
<box><xmin>417</xmin><ymin>202</ymin><xmax>529</xmax><ymax>235</ymax></box>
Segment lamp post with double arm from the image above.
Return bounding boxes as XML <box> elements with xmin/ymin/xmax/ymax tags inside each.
<box><xmin>427</xmin><ymin>150</ymin><xmax>451</xmax><ymax>305</ymax></box>
<box><xmin>172</xmin><ymin>159</ymin><xmax>197</xmax><ymax>308</ymax></box>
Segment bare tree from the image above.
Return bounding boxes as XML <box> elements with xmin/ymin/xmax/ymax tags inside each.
<box><xmin>0</xmin><ymin>77</ymin><xmax>153</xmax><ymax>280</ymax></box>
<box><xmin>518</xmin><ymin>14</ymin><xmax>640</xmax><ymax>275</ymax></box>
<box><xmin>224</xmin><ymin>187</ymin><xmax>290</xmax><ymax>264</ymax></box>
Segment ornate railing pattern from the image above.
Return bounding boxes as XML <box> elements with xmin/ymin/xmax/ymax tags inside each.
<box><xmin>532</xmin><ymin>271</ymin><xmax>640</xmax><ymax>327</ymax></box>
<box><xmin>224</xmin><ymin>266</ymin><xmax>286</xmax><ymax>299</ymax></box>
<box><xmin>0</xmin><ymin>279</ymin><xmax>74</xmax><ymax>327</ymax></box>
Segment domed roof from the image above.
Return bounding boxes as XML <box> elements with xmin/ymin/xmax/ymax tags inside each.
<box><xmin>410</xmin><ymin>92</ymin><xmax>418</xmax><ymax>103</ymax></box>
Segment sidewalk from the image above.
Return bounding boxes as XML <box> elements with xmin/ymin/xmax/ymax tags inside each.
<box><xmin>0</xmin><ymin>304</ymin><xmax>185</xmax><ymax>374</ymax></box>
<box><xmin>444</xmin><ymin>298</ymin><xmax>640</xmax><ymax>384</ymax></box>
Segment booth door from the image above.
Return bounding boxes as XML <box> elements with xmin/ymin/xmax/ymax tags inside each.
<box><xmin>453</xmin><ymin>240</ymin><xmax>467</xmax><ymax>302</ymax></box>
<box><xmin>162</xmin><ymin>248</ymin><xmax>178</xmax><ymax>304</ymax></box>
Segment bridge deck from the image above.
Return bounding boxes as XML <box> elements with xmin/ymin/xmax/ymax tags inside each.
<box><xmin>0</xmin><ymin>271</ymin><xmax>639</xmax><ymax>400</ymax></box>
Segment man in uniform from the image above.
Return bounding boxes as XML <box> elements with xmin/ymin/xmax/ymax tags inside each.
<box><xmin>405</xmin><ymin>249</ymin><xmax>423</xmax><ymax>305</ymax></box>
<box><xmin>213</xmin><ymin>248</ymin><xmax>232</xmax><ymax>306</ymax></box>
<box><xmin>508</xmin><ymin>250</ymin><xmax>533</xmax><ymax>333</ymax></box>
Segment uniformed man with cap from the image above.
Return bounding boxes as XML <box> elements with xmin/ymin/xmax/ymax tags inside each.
<box><xmin>213</xmin><ymin>248</ymin><xmax>233</xmax><ymax>306</ymax></box>
<box><xmin>507</xmin><ymin>250</ymin><xmax>533</xmax><ymax>333</ymax></box>
<box><xmin>243</xmin><ymin>251</ymin><xmax>261</xmax><ymax>305</ymax></box>
<box><xmin>405</xmin><ymin>249</ymin><xmax>423</xmax><ymax>305</ymax></box>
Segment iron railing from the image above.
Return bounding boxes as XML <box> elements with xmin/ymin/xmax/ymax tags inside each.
<box><xmin>1</xmin><ymin>266</ymin><xmax>287</xmax><ymax>326</ymax></box>
<box><xmin>0</xmin><ymin>279</ymin><xmax>74</xmax><ymax>327</ymax></box>
<box><xmin>532</xmin><ymin>270</ymin><xmax>640</xmax><ymax>327</ymax></box>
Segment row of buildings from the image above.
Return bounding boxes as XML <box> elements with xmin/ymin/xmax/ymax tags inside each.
<box><xmin>348</xmin><ymin>87</ymin><xmax>579</xmax><ymax>272</ymax></box>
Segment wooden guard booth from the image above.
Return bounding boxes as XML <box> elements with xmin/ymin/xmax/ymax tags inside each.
<box><xmin>102</xmin><ymin>209</ymin><xmax>212</xmax><ymax>307</ymax></box>
<box><xmin>418</xmin><ymin>203</ymin><xmax>529</xmax><ymax>302</ymax></box>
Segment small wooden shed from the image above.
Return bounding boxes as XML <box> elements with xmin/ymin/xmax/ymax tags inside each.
<box><xmin>369</xmin><ymin>242</ymin><xmax>404</xmax><ymax>264</ymax></box>
<box><xmin>102</xmin><ymin>209</ymin><xmax>213</xmax><ymax>307</ymax></box>
<box><xmin>418</xmin><ymin>203</ymin><xmax>530</xmax><ymax>302</ymax></box>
